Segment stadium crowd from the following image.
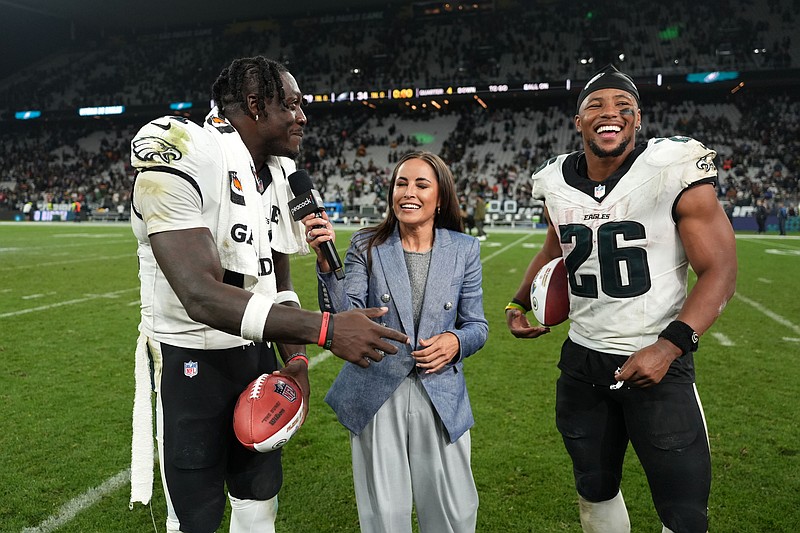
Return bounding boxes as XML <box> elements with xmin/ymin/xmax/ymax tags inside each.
<box><xmin>0</xmin><ymin>0</ymin><xmax>797</xmax><ymax>229</ymax></box>
<box><xmin>1</xmin><ymin>0</ymin><xmax>796</xmax><ymax>112</ymax></box>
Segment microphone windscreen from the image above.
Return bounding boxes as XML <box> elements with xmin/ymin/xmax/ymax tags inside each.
<box><xmin>288</xmin><ymin>170</ymin><xmax>314</xmax><ymax>196</ymax></box>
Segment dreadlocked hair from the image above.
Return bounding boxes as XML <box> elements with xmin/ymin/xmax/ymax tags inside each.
<box><xmin>211</xmin><ymin>56</ymin><xmax>288</xmax><ymax>119</ymax></box>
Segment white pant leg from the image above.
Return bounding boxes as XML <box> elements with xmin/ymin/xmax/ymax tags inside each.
<box><xmin>352</xmin><ymin>377</ymin><xmax>414</xmax><ymax>533</ymax></box>
<box><xmin>407</xmin><ymin>375</ymin><xmax>477</xmax><ymax>533</ymax></box>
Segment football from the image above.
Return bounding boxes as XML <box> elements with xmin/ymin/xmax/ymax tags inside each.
<box><xmin>530</xmin><ymin>257</ymin><xmax>570</xmax><ymax>327</ymax></box>
<box><xmin>233</xmin><ymin>373</ymin><xmax>305</xmax><ymax>452</ymax></box>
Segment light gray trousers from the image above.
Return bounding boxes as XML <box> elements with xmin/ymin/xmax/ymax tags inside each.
<box><xmin>351</xmin><ymin>374</ymin><xmax>478</xmax><ymax>533</ymax></box>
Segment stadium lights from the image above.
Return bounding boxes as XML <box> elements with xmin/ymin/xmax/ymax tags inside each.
<box><xmin>15</xmin><ymin>110</ymin><xmax>41</xmax><ymax>120</ymax></box>
<box><xmin>686</xmin><ymin>71</ymin><xmax>740</xmax><ymax>83</ymax></box>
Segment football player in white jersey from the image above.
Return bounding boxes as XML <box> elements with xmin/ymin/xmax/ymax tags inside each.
<box><xmin>130</xmin><ymin>56</ymin><xmax>408</xmax><ymax>533</ymax></box>
<box><xmin>505</xmin><ymin>65</ymin><xmax>737</xmax><ymax>533</ymax></box>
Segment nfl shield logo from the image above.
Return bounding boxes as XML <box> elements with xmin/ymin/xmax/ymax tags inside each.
<box><xmin>184</xmin><ymin>361</ymin><xmax>199</xmax><ymax>378</ymax></box>
<box><xmin>274</xmin><ymin>381</ymin><xmax>297</xmax><ymax>402</ymax></box>
<box><xmin>594</xmin><ymin>184</ymin><xmax>605</xmax><ymax>199</ymax></box>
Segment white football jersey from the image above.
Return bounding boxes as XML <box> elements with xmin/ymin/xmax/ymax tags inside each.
<box><xmin>532</xmin><ymin>136</ymin><xmax>717</xmax><ymax>355</ymax></box>
<box><xmin>130</xmin><ymin>115</ymin><xmax>289</xmax><ymax>350</ymax></box>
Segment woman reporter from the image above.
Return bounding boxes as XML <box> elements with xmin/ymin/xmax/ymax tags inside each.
<box><xmin>303</xmin><ymin>151</ymin><xmax>488</xmax><ymax>533</ymax></box>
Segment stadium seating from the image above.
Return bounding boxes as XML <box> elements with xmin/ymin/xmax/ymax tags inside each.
<box><xmin>0</xmin><ymin>0</ymin><xmax>797</xmax><ymax>227</ymax></box>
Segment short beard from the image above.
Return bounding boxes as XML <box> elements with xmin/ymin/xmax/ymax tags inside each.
<box><xmin>588</xmin><ymin>136</ymin><xmax>630</xmax><ymax>158</ymax></box>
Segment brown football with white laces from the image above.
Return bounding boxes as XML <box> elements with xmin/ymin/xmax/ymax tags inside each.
<box><xmin>233</xmin><ymin>373</ymin><xmax>304</xmax><ymax>452</ymax></box>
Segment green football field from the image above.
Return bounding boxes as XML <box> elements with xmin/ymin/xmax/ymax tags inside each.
<box><xmin>1</xmin><ymin>222</ymin><xmax>798</xmax><ymax>532</ymax></box>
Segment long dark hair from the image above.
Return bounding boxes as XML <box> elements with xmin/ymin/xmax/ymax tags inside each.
<box><xmin>353</xmin><ymin>151</ymin><xmax>464</xmax><ymax>268</ymax></box>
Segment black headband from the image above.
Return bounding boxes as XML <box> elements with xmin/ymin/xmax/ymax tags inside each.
<box><xmin>576</xmin><ymin>64</ymin><xmax>640</xmax><ymax>114</ymax></box>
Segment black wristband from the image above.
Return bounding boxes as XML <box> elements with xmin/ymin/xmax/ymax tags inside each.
<box><xmin>323</xmin><ymin>314</ymin><xmax>334</xmax><ymax>350</ymax></box>
<box><xmin>658</xmin><ymin>320</ymin><xmax>699</xmax><ymax>356</ymax></box>
<box><xmin>511</xmin><ymin>297</ymin><xmax>531</xmax><ymax>312</ymax></box>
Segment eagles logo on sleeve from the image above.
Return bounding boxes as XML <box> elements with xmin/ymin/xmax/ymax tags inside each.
<box><xmin>132</xmin><ymin>137</ymin><xmax>183</xmax><ymax>165</ymax></box>
<box><xmin>696</xmin><ymin>152</ymin><xmax>717</xmax><ymax>173</ymax></box>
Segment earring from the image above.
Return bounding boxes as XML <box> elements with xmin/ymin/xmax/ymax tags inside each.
<box><xmin>635</xmin><ymin>124</ymin><xmax>642</xmax><ymax>132</ymax></box>
<box><xmin>437</xmin><ymin>206</ymin><xmax>441</xmax><ymax>214</ymax></box>
<box><xmin>255</xmin><ymin>114</ymin><xmax>259</xmax><ymax>122</ymax></box>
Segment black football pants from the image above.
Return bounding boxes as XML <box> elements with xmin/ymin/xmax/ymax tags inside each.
<box><xmin>154</xmin><ymin>341</ymin><xmax>282</xmax><ymax>533</ymax></box>
<box><xmin>556</xmin><ymin>372</ymin><xmax>711</xmax><ymax>533</ymax></box>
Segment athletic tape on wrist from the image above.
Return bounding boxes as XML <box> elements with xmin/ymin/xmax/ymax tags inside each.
<box><xmin>275</xmin><ymin>290</ymin><xmax>301</xmax><ymax>307</ymax></box>
<box><xmin>241</xmin><ymin>293</ymin><xmax>273</xmax><ymax>342</ymax></box>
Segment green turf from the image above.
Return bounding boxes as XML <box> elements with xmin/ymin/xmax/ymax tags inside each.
<box><xmin>1</xmin><ymin>222</ymin><xmax>799</xmax><ymax>532</ymax></box>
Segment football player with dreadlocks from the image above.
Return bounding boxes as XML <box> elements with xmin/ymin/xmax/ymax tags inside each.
<box><xmin>129</xmin><ymin>56</ymin><xmax>407</xmax><ymax>533</ymax></box>
<box><xmin>505</xmin><ymin>65</ymin><xmax>737</xmax><ymax>532</ymax></box>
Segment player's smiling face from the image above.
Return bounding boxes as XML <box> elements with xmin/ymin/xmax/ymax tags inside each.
<box><xmin>575</xmin><ymin>88</ymin><xmax>640</xmax><ymax>158</ymax></box>
<box><xmin>392</xmin><ymin>158</ymin><xmax>440</xmax><ymax>231</ymax></box>
<box><xmin>260</xmin><ymin>72</ymin><xmax>307</xmax><ymax>158</ymax></box>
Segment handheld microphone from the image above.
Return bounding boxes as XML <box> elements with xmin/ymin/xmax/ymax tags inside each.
<box><xmin>287</xmin><ymin>170</ymin><xmax>345</xmax><ymax>280</ymax></box>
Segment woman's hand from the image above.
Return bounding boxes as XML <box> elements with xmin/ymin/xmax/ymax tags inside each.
<box><xmin>301</xmin><ymin>211</ymin><xmax>336</xmax><ymax>272</ymax></box>
<box><xmin>412</xmin><ymin>332</ymin><xmax>460</xmax><ymax>374</ymax></box>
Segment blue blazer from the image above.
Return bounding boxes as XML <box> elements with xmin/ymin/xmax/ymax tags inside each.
<box><xmin>320</xmin><ymin>226</ymin><xmax>488</xmax><ymax>443</ymax></box>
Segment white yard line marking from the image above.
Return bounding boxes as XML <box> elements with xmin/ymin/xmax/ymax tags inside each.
<box><xmin>21</xmin><ymin>470</ymin><xmax>131</xmax><ymax>533</ymax></box>
<box><xmin>0</xmin><ymin>254</ymin><xmax>131</xmax><ymax>271</ymax></box>
<box><xmin>709</xmin><ymin>332</ymin><xmax>735</xmax><ymax>346</ymax></box>
<box><xmin>0</xmin><ymin>288</ymin><xmax>138</xmax><ymax>318</ymax></box>
<box><xmin>309</xmin><ymin>350</ymin><xmax>334</xmax><ymax>368</ymax></box>
<box><xmin>481</xmin><ymin>234</ymin><xmax>532</xmax><ymax>263</ymax></box>
<box><xmin>21</xmin><ymin>292</ymin><xmax>56</xmax><ymax>300</ymax></box>
<box><xmin>52</xmin><ymin>233</ymin><xmax>130</xmax><ymax>239</ymax></box>
<box><xmin>734</xmin><ymin>292</ymin><xmax>800</xmax><ymax>336</ymax></box>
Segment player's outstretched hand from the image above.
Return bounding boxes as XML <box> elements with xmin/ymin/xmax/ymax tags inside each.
<box><xmin>329</xmin><ymin>307</ymin><xmax>409</xmax><ymax>367</ymax></box>
<box><xmin>506</xmin><ymin>308</ymin><xmax>550</xmax><ymax>339</ymax></box>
